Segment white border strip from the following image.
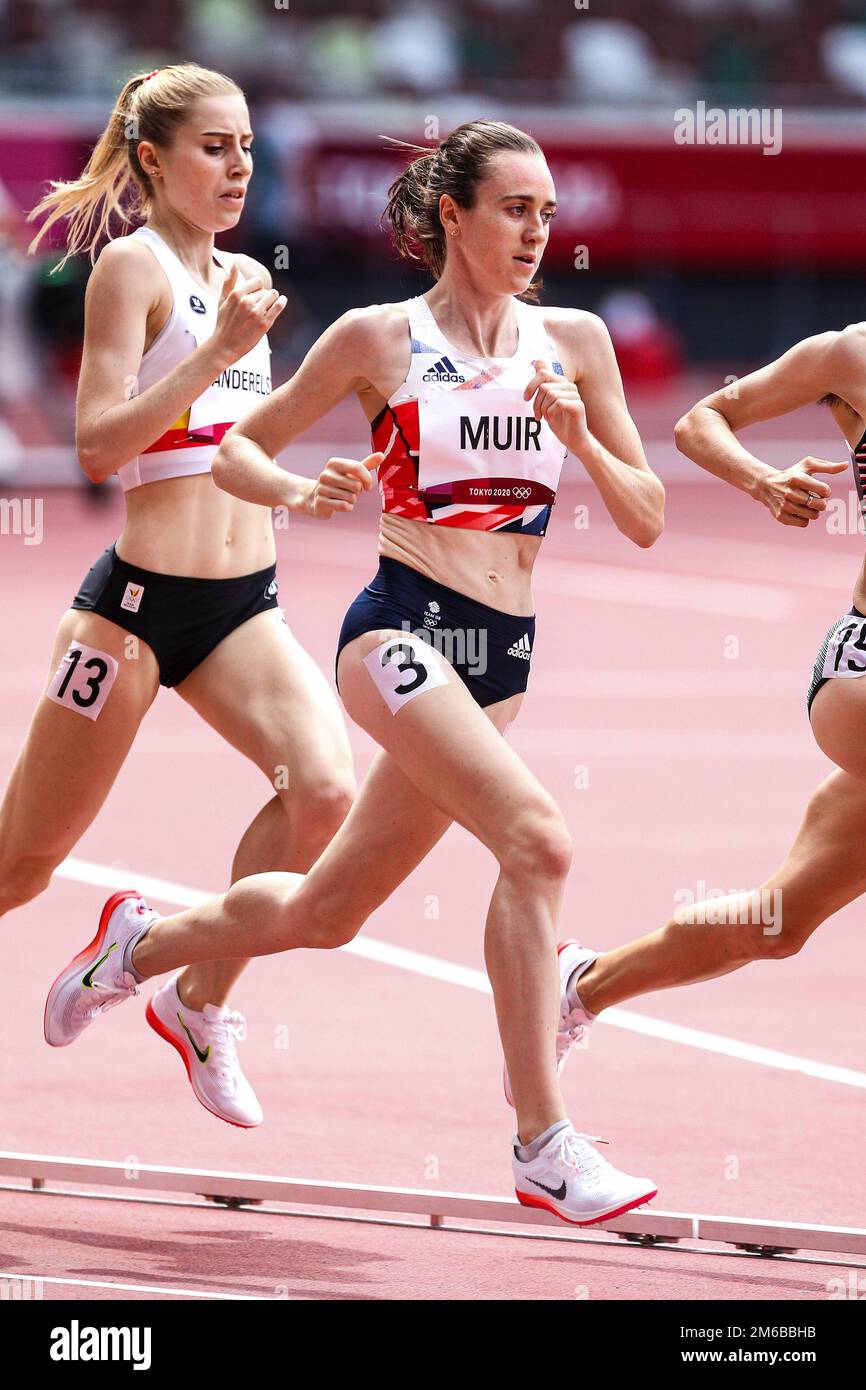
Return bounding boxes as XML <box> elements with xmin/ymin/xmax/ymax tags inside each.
<box><xmin>55</xmin><ymin>856</ymin><xmax>866</xmax><ymax>1091</ymax></box>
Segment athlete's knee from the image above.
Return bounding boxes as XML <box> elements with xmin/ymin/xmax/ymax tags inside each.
<box><xmin>0</xmin><ymin>848</ymin><xmax>57</xmax><ymax>915</ymax></box>
<box><xmin>302</xmin><ymin>894</ymin><xmax>365</xmax><ymax>950</ymax></box>
<box><xmin>290</xmin><ymin>776</ymin><xmax>356</xmax><ymax>846</ymax></box>
<box><xmin>501</xmin><ymin>803</ymin><xmax>573</xmax><ymax>882</ymax></box>
<box><xmin>267</xmin><ymin>869</ymin><xmax>365</xmax><ymax>950</ymax></box>
<box><xmin>748</xmin><ymin>914</ymin><xmax>817</xmax><ymax>960</ymax></box>
<box><xmin>309</xmin><ymin>776</ymin><xmax>356</xmax><ymax>831</ymax></box>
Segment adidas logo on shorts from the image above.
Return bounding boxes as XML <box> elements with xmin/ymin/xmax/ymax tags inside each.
<box><xmin>422</xmin><ymin>355</ymin><xmax>466</xmax><ymax>384</ymax></box>
<box><xmin>507</xmin><ymin>633</ymin><xmax>532</xmax><ymax>660</ymax></box>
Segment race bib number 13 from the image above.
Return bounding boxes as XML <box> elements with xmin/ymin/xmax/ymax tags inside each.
<box><xmin>46</xmin><ymin>642</ymin><xmax>119</xmax><ymax>721</ymax></box>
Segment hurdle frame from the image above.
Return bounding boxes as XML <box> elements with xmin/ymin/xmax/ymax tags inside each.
<box><xmin>1</xmin><ymin>1151</ymin><xmax>864</xmax><ymax>1264</ymax></box>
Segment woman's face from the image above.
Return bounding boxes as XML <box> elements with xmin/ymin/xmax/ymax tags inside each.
<box><xmin>443</xmin><ymin>150</ymin><xmax>557</xmax><ymax>294</ymax></box>
<box><xmin>141</xmin><ymin>93</ymin><xmax>254</xmax><ymax>233</ymax></box>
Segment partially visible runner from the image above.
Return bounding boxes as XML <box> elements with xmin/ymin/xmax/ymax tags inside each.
<box><xmin>5</xmin><ymin>63</ymin><xmax>377</xmax><ymax>1127</ymax></box>
<box><xmin>46</xmin><ymin>121</ymin><xmax>665</xmax><ymax>1226</ymax></box>
<box><xmin>502</xmin><ymin>329</ymin><xmax>861</xmax><ymax>1108</ymax></box>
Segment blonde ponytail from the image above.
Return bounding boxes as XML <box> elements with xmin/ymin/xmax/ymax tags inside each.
<box><xmin>26</xmin><ymin>63</ymin><xmax>241</xmax><ymax>274</ymax></box>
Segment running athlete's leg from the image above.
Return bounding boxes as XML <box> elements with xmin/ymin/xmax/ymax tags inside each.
<box><xmin>174</xmin><ymin>609</ymin><xmax>356</xmax><ymax>1008</ymax></box>
<box><xmin>132</xmin><ymin>686</ymin><xmax>522</xmax><ymax>971</ymax></box>
<box><xmin>577</xmin><ymin>678</ymin><xmax>866</xmax><ymax>1014</ymax></box>
<box><xmin>134</xmin><ymin>632</ymin><xmax>568</xmax><ymax>1139</ymax></box>
<box><xmin>0</xmin><ymin>611</ymin><xmax>159</xmax><ymax>916</ymax></box>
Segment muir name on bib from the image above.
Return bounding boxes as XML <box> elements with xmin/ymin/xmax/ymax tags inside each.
<box><xmin>460</xmin><ymin>415</ymin><xmax>542</xmax><ymax>451</ymax></box>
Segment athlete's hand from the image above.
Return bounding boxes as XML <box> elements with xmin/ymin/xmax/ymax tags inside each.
<box><xmin>304</xmin><ymin>452</ymin><xmax>382</xmax><ymax>519</ymax></box>
<box><xmin>524</xmin><ymin>358</ymin><xmax>591</xmax><ymax>455</ymax></box>
<box><xmin>755</xmin><ymin>457</ymin><xmax>848</xmax><ymax>527</ymax></box>
<box><xmin>211</xmin><ymin>261</ymin><xmax>287</xmax><ymax>364</ymax></box>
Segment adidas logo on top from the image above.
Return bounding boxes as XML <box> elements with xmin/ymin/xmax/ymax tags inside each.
<box><xmin>422</xmin><ymin>355</ymin><xmax>466</xmax><ymax>383</ymax></box>
<box><xmin>507</xmin><ymin>633</ymin><xmax>532</xmax><ymax>660</ymax></box>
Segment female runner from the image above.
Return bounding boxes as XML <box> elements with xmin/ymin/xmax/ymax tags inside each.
<box><xmin>504</xmin><ymin>330</ymin><xmax>865</xmax><ymax>1104</ymax></box>
<box><xmin>46</xmin><ymin>120</ymin><xmax>665</xmax><ymax>1225</ymax></box>
<box><xmin>4</xmin><ymin>63</ymin><xmax>375</xmax><ymax>1128</ymax></box>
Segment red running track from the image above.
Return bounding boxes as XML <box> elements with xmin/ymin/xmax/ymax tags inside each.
<box><xmin>0</xmin><ymin>476</ymin><xmax>864</xmax><ymax>1300</ymax></box>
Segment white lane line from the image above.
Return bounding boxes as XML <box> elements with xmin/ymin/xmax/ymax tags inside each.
<box><xmin>0</xmin><ymin>1271</ymin><xmax>264</xmax><ymax>1299</ymax></box>
<box><xmin>56</xmin><ymin>857</ymin><xmax>866</xmax><ymax>1090</ymax></box>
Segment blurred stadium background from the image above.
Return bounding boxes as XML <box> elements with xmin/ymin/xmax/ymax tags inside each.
<box><xmin>1</xmin><ymin>0</ymin><xmax>866</xmax><ymax>490</ymax></box>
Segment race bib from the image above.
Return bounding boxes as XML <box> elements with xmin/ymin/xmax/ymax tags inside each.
<box><xmin>363</xmin><ymin>634</ymin><xmax>450</xmax><ymax>714</ymax></box>
<box><xmin>46</xmin><ymin>642</ymin><xmax>119</xmax><ymax>721</ymax></box>
<box><xmin>822</xmin><ymin>616</ymin><xmax>866</xmax><ymax>678</ymax></box>
<box><xmin>417</xmin><ymin>387</ymin><xmax>564</xmax><ymax>503</ymax></box>
<box><xmin>186</xmin><ymin>335</ymin><xmax>272</xmax><ymax>443</ymax></box>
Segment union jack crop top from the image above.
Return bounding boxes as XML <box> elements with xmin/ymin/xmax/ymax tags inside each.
<box><xmin>371</xmin><ymin>294</ymin><xmax>569</xmax><ymax>535</ymax></box>
<box><xmin>114</xmin><ymin>226</ymin><xmax>272</xmax><ymax>492</ymax></box>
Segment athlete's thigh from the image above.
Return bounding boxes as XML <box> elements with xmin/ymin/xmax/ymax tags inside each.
<box><xmin>337</xmin><ymin>628</ymin><xmax>551</xmax><ymax>854</ymax></box>
<box><xmin>176</xmin><ymin>609</ymin><xmax>354</xmax><ymax>789</ymax></box>
<box><xmin>299</xmin><ymin>688</ymin><xmax>523</xmax><ymax>921</ymax></box>
<box><xmin>809</xmin><ymin>676</ymin><xmax>866</xmax><ymax>781</ymax></box>
<box><xmin>761</xmin><ymin>765</ymin><xmax>866</xmax><ymax>924</ymax></box>
<box><xmin>0</xmin><ymin>609</ymin><xmax>159</xmax><ymax>856</ymax></box>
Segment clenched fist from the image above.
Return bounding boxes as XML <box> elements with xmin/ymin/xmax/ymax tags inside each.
<box><xmin>304</xmin><ymin>452</ymin><xmax>383</xmax><ymax>519</ymax></box>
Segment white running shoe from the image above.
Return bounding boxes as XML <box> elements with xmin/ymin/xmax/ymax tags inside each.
<box><xmin>44</xmin><ymin>890</ymin><xmax>156</xmax><ymax>1046</ymax></box>
<box><xmin>513</xmin><ymin>1123</ymin><xmax>657</xmax><ymax>1226</ymax></box>
<box><xmin>146</xmin><ymin>974</ymin><xmax>263</xmax><ymax>1129</ymax></box>
<box><xmin>503</xmin><ymin>939</ymin><xmax>599</xmax><ymax>1108</ymax></box>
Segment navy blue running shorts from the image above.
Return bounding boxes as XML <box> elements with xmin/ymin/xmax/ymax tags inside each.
<box><xmin>335</xmin><ymin>556</ymin><xmax>535</xmax><ymax>708</ymax></box>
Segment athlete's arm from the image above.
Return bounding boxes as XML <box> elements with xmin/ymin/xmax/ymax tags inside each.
<box><xmin>212</xmin><ymin>307</ymin><xmax>384</xmax><ymax>514</ymax></box>
<box><xmin>528</xmin><ymin>312</ymin><xmax>664</xmax><ymax>547</ymax></box>
<box><xmin>75</xmin><ymin>241</ymin><xmax>259</xmax><ymax>484</ymax></box>
<box><xmin>675</xmin><ymin>329</ymin><xmax>852</xmax><ymax>526</ymax></box>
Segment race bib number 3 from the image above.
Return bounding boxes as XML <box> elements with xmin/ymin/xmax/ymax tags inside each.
<box><xmin>46</xmin><ymin>642</ymin><xmax>119</xmax><ymax>721</ymax></box>
<box><xmin>363</xmin><ymin>634</ymin><xmax>449</xmax><ymax>715</ymax></box>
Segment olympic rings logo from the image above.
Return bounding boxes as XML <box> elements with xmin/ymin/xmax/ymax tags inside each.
<box><xmin>513</xmin><ymin>486</ymin><xmax>532</xmax><ymax>500</ymax></box>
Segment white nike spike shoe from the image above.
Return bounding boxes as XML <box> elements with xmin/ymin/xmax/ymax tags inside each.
<box><xmin>146</xmin><ymin>974</ymin><xmax>263</xmax><ymax>1128</ymax></box>
<box><xmin>503</xmin><ymin>939</ymin><xmax>599</xmax><ymax>1108</ymax></box>
<box><xmin>44</xmin><ymin>890</ymin><xmax>156</xmax><ymax>1046</ymax></box>
<box><xmin>513</xmin><ymin>1123</ymin><xmax>657</xmax><ymax>1226</ymax></box>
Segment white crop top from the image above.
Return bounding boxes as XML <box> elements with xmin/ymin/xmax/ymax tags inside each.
<box><xmin>371</xmin><ymin>294</ymin><xmax>568</xmax><ymax>535</ymax></box>
<box><xmin>113</xmin><ymin>225</ymin><xmax>272</xmax><ymax>492</ymax></box>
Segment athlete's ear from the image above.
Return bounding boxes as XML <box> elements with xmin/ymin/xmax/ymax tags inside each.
<box><xmin>439</xmin><ymin>194</ymin><xmax>460</xmax><ymax>238</ymax></box>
